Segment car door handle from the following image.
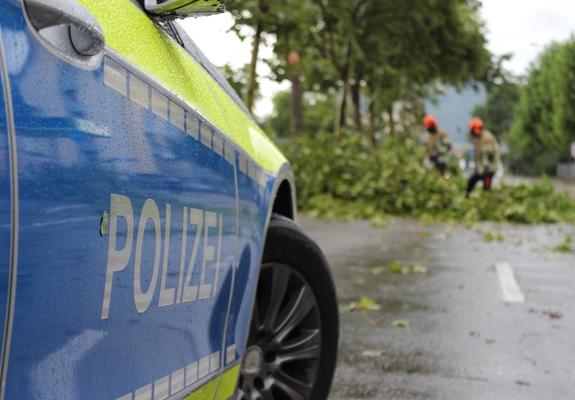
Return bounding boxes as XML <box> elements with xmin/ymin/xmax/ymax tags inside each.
<box><xmin>24</xmin><ymin>0</ymin><xmax>105</xmax><ymax>62</ymax></box>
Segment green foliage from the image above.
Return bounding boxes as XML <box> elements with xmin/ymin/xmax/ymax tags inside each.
<box><xmin>281</xmin><ymin>133</ymin><xmax>575</xmax><ymax>224</ymax></box>
<box><xmin>508</xmin><ymin>38</ymin><xmax>575</xmax><ymax>174</ymax></box>
<box><xmin>226</xmin><ymin>0</ymin><xmax>493</xmax><ymax>134</ymax></box>
<box><xmin>483</xmin><ymin>231</ymin><xmax>505</xmax><ymax>243</ymax></box>
<box><xmin>265</xmin><ymin>91</ymin><xmax>337</xmax><ymax>137</ymax></box>
<box><xmin>554</xmin><ymin>235</ymin><xmax>574</xmax><ymax>253</ymax></box>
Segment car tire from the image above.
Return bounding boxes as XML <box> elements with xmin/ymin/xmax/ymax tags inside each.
<box><xmin>235</xmin><ymin>214</ymin><xmax>339</xmax><ymax>400</ymax></box>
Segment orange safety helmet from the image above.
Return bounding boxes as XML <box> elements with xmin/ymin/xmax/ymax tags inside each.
<box><xmin>423</xmin><ymin>115</ymin><xmax>438</xmax><ymax>130</ymax></box>
<box><xmin>469</xmin><ymin>118</ymin><xmax>484</xmax><ymax>135</ymax></box>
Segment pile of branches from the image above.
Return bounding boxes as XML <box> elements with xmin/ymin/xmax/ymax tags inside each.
<box><xmin>281</xmin><ymin>133</ymin><xmax>575</xmax><ymax>224</ymax></box>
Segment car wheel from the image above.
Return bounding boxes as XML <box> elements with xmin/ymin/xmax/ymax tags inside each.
<box><xmin>234</xmin><ymin>215</ymin><xmax>339</xmax><ymax>400</ymax></box>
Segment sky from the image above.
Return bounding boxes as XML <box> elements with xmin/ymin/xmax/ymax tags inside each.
<box><xmin>481</xmin><ymin>0</ymin><xmax>575</xmax><ymax>74</ymax></box>
<box><xmin>181</xmin><ymin>1</ymin><xmax>575</xmax><ymax>118</ymax></box>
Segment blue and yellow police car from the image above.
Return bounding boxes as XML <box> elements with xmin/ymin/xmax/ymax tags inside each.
<box><xmin>0</xmin><ymin>0</ymin><xmax>339</xmax><ymax>398</ymax></box>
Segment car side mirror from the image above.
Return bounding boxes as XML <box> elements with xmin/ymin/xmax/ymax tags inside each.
<box><xmin>144</xmin><ymin>0</ymin><xmax>225</xmax><ymax>20</ymax></box>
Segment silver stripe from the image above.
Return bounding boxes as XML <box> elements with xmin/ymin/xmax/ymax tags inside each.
<box><xmin>134</xmin><ymin>384</ymin><xmax>152</xmax><ymax>400</ymax></box>
<box><xmin>151</xmin><ymin>89</ymin><xmax>169</xmax><ymax>121</ymax></box>
<box><xmin>154</xmin><ymin>375</ymin><xmax>170</xmax><ymax>400</ymax></box>
<box><xmin>209</xmin><ymin>351</ymin><xmax>220</xmax><ymax>373</ymax></box>
<box><xmin>212</xmin><ymin>134</ymin><xmax>223</xmax><ymax>157</ymax></box>
<box><xmin>129</xmin><ymin>74</ymin><xmax>150</xmax><ymax>109</ymax></box>
<box><xmin>169</xmin><ymin>102</ymin><xmax>185</xmax><ymax>132</ymax></box>
<box><xmin>104</xmin><ymin>58</ymin><xmax>128</xmax><ymax>96</ymax></box>
<box><xmin>198</xmin><ymin>356</ymin><xmax>210</xmax><ymax>379</ymax></box>
<box><xmin>200</xmin><ymin>123</ymin><xmax>212</xmax><ymax>148</ymax></box>
<box><xmin>0</xmin><ymin>27</ymin><xmax>20</xmax><ymax>400</ymax></box>
<box><xmin>185</xmin><ymin>362</ymin><xmax>198</xmax><ymax>387</ymax></box>
<box><xmin>170</xmin><ymin>368</ymin><xmax>185</xmax><ymax>395</ymax></box>
<box><xmin>239</xmin><ymin>154</ymin><xmax>247</xmax><ymax>175</ymax></box>
<box><xmin>226</xmin><ymin>344</ymin><xmax>236</xmax><ymax>365</ymax></box>
<box><xmin>185</xmin><ymin>113</ymin><xmax>199</xmax><ymax>140</ymax></box>
<box><xmin>224</xmin><ymin>141</ymin><xmax>235</xmax><ymax>165</ymax></box>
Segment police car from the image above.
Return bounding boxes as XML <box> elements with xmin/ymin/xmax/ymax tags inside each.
<box><xmin>0</xmin><ymin>0</ymin><xmax>339</xmax><ymax>398</ymax></box>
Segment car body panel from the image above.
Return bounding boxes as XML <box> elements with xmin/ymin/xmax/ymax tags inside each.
<box><xmin>0</xmin><ymin>0</ymin><xmax>293</xmax><ymax>398</ymax></box>
<box><xmin>0</xmin><ymin>29</ymin><xmax>12</xmax><ymax>366</ymax></box>
<box><xmin>76</xmin><ymin>0</ymin><xmax>287</xmax><ymax>174</ymax></box>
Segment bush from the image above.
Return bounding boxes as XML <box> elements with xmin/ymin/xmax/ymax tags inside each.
<box><xmin>281</xmin><ymin>132</ymin><xmax>575</xmax><ymax>224</ymax></box>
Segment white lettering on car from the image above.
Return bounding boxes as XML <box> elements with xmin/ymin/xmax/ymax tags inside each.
<box><xmin>159</xmin><ymin>204</ymin><xmax>176</xmax><ymax>307</ymax></box>
<box><xmin>101</xmin><ymin>194</ymin><xmax>225</xmax><ymax>320</ymax></box>
<box><xmin>133</xmin><ymin>199</ymin><xmax>162</xmax><ymax>314</ymax></box>
<box><xmin>101</xmin><ymin>194</ymin><xmax>134</xmax><ymax>319</ymax></box>
<box><xmin>181</xmin><ymin>208</ymin><xmax>203</xmax><ymax>303</ymax></box>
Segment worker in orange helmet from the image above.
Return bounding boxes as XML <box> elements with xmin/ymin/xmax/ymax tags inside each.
<box><xmin>423</xmin><ymin>115</ymin><xmax>452</xmax><ymax>177</ymax></box>
<box><xmin>466</xmin><ymin>118</ymin><xmax>500</xmax><ymax>197</ymax></box>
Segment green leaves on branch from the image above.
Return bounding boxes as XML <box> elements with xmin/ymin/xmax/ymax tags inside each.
<box><xmin>226</xmin><ymin>0</ymin><xmax>493</xmax><ymax>133</ymax></box>
<box><xmin>281</xmin><ymin>133</ymin><xmax>575</xmax><ymax>224</ymax></box>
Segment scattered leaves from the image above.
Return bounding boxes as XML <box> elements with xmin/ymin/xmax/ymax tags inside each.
<box><xmin>516</xmin><ymin>380</ymin><xmax>531</xmax><ymax>386</ymax></box>
<box><xmin>391</xmin><ymin>319</ymin><xmax>410</xmax><ymax>328</ymax></box>
<box><xmin>369</xmin><ymin>266</ymin><xmax>387</xmax><ymax>275</ymax></box>
<box><xmin>553</xmin><ymin>234</ymin><xmax>574</xmax><ymax>253</ymax></box>
<box><xmin>282</xmin><ymin>134</ymin><xmax>575</xmax><ymax>224</ymax></box>
<box><xmin>387</xmin><ymin>261</ymin><xmax>428</xmax><ymax>275</ymax></box>
<box><xmin>542</xmin><ymin>309</ymin><xmax>562</xmax><ymax>320</ymax></box>
<box><xmin>369</xmin><ymin>318</ymin><xmax>383</xmax><ymax>327</ymax></box>
<box><xmin>347</xmin><ymin>296</ymin><xmax>381</xmax><ymax>312</ymax></box>
<box><xmin>361</xmin><ymin>350</ymin><xmax>384</xmax><ymax>358</ymax></box>
<box><xmin>484</xmin><ymin>231</ymin><xmax>505</xmax><ymax>243</ymax></box>
<box><xmin>412</xmin><ymin>264</ymin><xmax>428</xmax><ymax>274</ymax></box>
<box><xmin>485</xmin><ymin>338</ymin><xmax>496</xmax><ymax>345</ymax></box>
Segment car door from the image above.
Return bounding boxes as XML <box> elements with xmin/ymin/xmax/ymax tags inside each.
<box><xmin>0</xmin><ymin>1</ymin><xmax>238</xmax><ymax>398</ymax></box>
<box><xmin>0</xmin><ymin>27</ymin><xmax>15</xmax><ymax>379</ymax></box>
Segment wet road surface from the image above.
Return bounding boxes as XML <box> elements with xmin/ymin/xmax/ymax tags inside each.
<box><xmin>300</xmin><ymin>217</ymin><xmax>575</xmax><ymax>400</ymax></box>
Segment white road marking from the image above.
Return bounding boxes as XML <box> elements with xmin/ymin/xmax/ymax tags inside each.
<box><xmin>495</xmin><ymin>262</ymin><xmax>525</xmax><ymax>304</ymax></box>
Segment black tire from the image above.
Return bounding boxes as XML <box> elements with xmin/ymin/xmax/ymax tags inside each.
<box><xmin>235</xmin><ymin>215</ymin><xmax>339</xmax><ymax>400</ymax></box>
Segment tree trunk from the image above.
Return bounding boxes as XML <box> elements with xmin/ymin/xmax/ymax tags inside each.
<box><xmin>387</xmin><ymin>104</ymin><xmax>395</xmax><ymax>136</ymax></box>
<box><xmin>351</xmin><ymin>64</ymin><xmax>363</xmax><ymax>131</ymax></box>
<box><xmin>368</xmin><ymin>99</ymin><xmax>376</xmax><ymax>147</ymax></box>
<box><xmin>244</xmin><ymin>0</ymin><xmax>268</xmax><ymax>113</ymax></box>
<box><xmin>290</xmin><ymin>72</ymin><xmax>305</xmax><ymax>135</ymax></box>
<box><xmin>335</xmin><ymin>39</ymin><xmax>353</xmax><ymax>137</ymax></box>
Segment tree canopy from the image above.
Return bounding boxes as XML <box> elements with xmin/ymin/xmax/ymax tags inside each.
<box><xmin>225</xmin><ymin>0</ymin><xmax>493</xmax><ymax>140</ymax></box>
<box><xmin>508</xmin><ymin>38</ymin><xmax>575</xmax><ymax>174</ymax></box>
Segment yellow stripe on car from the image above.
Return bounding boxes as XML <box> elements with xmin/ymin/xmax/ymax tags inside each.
<box><xmin>183</xmin><ymin>365</ymin><xmax>240</xmax><ymax>400</ymax></box>
<box><xmin>76</xmin><ymin>0</ymin><xmax>286</xmax><ymax>173</ymax></box>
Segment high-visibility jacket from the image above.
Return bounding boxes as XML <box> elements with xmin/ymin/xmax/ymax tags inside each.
<box><xmin>473</xmin><ymin>129</ymin><xmax>500</xmax><ymax>174</ymax></box>
<box><xmin>426</xmin><ymin>128</ymin><xmax>452</xmax><ymax>157</ymax></box>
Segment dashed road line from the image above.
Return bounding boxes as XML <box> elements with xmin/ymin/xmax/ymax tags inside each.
<box><xmin>495</xmin><ymin>262</ymin><xmax>525</xmax><ymax>304</ymax></box>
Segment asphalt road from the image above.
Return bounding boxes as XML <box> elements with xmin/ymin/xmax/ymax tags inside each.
<box><xmin>300</xmin><ymin>217</ymin><xmax>575</xmax><ymax>400</ymax></box>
